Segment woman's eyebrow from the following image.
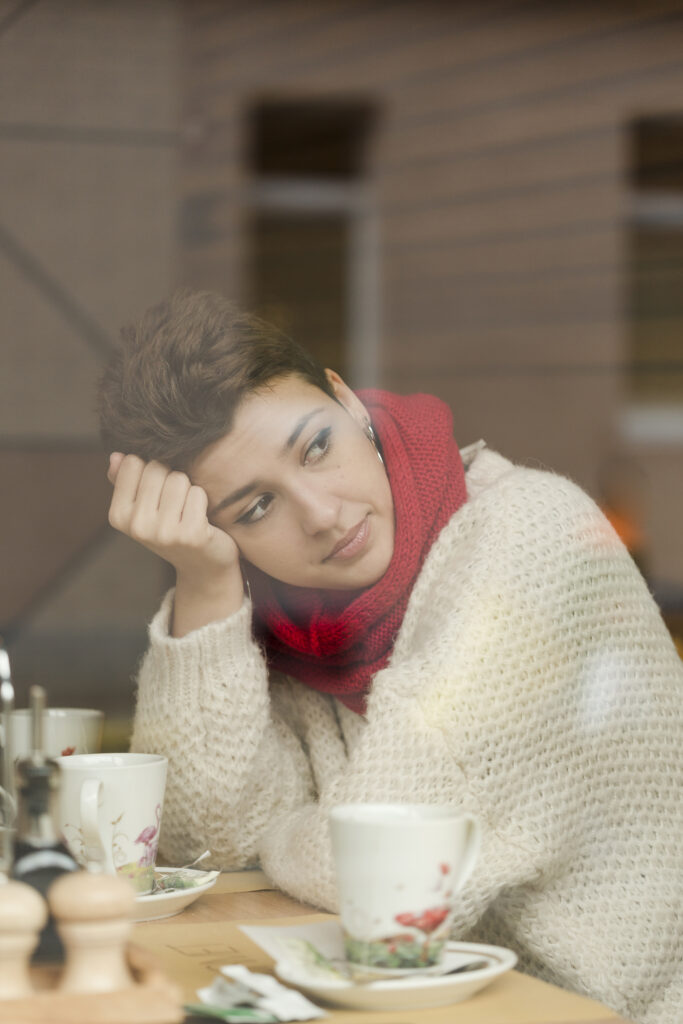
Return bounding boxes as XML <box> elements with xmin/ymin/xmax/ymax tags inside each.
<box><xmin>210</xmin><ymin>481</ymin><xmax>259</xmax><ymax>517</ymax></box>
<box><xmin>281</xmin><ymin>407</ymin><xmax>324</xmax><ymax>454</ymax></box>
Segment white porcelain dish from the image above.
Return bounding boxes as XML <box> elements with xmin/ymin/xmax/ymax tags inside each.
<box><xmin>132</xmin><ymin>867</ymin><xmax>218</xmax><ymax>923</ymax></box>
<box><xmin>274</xmin><ymin>940</ymin><xmax>517</xmax><ymax>1011</ymax></box>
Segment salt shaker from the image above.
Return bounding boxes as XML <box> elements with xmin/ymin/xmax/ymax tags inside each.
<box><xmin>0</xmin><ymin>880</ymin><xmax>47</xmax><ymax>998</ymax></box>
<box><xmin>49</xmin><ymin>871</ymin><xmax>135</xmax><ymax>993</ymax></box>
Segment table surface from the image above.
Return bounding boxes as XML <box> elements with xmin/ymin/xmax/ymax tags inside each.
<box><xmin>132</xmin><ymin>871</ymin><xmax>632</xmax><ymax>1024</ymax></box>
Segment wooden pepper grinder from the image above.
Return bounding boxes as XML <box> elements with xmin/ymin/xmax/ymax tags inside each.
<box><xmin>0</xmin><ymin>879</ymin><xmax>48</xmax><ymax>998</ymax></box>
<box><xmin>11</xmin><ymin>685</ymin><xmax>79</xmax><ymax>963</ymax></box>
<box><xmin>48</xmin><ymin>871</ymin><xmax>135</xmax><ymax>993</ymax></box>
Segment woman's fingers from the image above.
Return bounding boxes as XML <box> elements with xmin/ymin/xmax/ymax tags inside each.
<box><xmin>180</xmin><ymin>486</ymin><xmax>239</xmax><ymax>567</ymax></box>
<box><xmin>179</xmin><ymin>483</ymin><xmax>209</xmax><ymax>536</ymax></box>
<box><xmin>107</xmin><ymin>454</ymin><xmax>148</xmax><ymax>532</ymax></box>
<box><xmin>112</xmin><ymin>460</ymin><xmax>162</xmax><ymax>541</ymax></box>
<box><xmin>154</xmin><ymin>471</ymin><xmax>195</xmax><ymax>547</ymax></box>
<box><xmin>107</xmin><ymin>451</ymin><xmax>125</xmax><ymax>485</ymax></box>
<box><xmin>109</xmin><ymin>455</ymin><xmax>196</xmax><ymax>541</ymax></box>
<box><xmin>126</xmin><ymin>464</ymin><xmax>186</xmax><ymax>545</ymax></box>
<box><xmin>107</xmin><ymin>455</ymin><xmax>239</xmax><ymax>574</ymax></box>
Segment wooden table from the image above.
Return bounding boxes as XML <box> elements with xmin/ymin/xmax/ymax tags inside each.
<box><xmin>132</xmin><ymin>871</ymin><xmax>632</xmax><ymax>1024</ymax></box>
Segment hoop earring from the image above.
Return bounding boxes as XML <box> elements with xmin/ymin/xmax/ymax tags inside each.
<box><xmin>364</xmin><ymin>420</ymin><xmax>385</xmax><ymax>466</ymax></box>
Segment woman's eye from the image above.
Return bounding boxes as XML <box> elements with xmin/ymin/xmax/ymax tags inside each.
<box><xmin>237</xmin><ymin>494</ymin><xmax>273</xmax><ymax>525</ymax></box>
<box><xmin>305</xmin><ymin>427</ymin><xmax>332</xmax><ymax>464</ymax></box>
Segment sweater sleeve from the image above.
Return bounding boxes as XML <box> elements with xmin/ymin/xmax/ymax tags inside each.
<box><xmin>130</xmin><ymin>590</ymin><xmax>316</xmax><ymax>868</ymax></box>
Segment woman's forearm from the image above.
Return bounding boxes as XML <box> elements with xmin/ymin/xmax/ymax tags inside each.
<box><xmin>171</xmin><ymin>566</ymin><xmax>245</xmax><ymax>637</ymax></box>
<box><xmin>131</xmin><ymin>593</ymin><xmax>315</xmax><ymax>868</ymax></box>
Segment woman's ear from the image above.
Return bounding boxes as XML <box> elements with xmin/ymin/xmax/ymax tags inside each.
<box><xmin>325</xmin><ymin>368</ymin><xmax>369</xmax><ymax>428</ymax></box>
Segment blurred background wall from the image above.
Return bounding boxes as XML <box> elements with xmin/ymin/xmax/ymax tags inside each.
<box><xmin>0</xmin><ymin>0</ymin><xmax>178</xmax><ymax>731</ymax></box>
<box><xmin>2</xmin><ymin>0</ymin><xmax>682</xmax><ymax>737</ymax></box>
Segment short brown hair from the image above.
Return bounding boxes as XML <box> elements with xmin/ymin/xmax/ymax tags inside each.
<box><xmin>98</xmin><ymin>290</ymin><xmax>334</xmax><ymax>468</ymax></box>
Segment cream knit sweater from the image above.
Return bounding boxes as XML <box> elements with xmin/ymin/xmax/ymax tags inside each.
<box><xmin>131</xmin><ymin>445</ymin><xmax>683</xmax><ymax>1024</ymax></box>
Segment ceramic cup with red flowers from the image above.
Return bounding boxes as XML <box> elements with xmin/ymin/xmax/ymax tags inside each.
<box><xmin>329</xmin><ymin>803</ymin><xmax>480</xmax><ymax>973</ymax></box>
<box><xmin>2</xmin><ymin>707</ymin><xmax>104</xmax><ymax>759</ymax></box>
<box><xmin>54</xmin><ymin>752</ymin><xmax>167</xmax><ymax>894</ymax></box>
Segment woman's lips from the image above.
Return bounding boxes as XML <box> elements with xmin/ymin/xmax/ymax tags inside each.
<box><xmin>325</xmin><ymin>516</ymin><xmax>370</xmax><ymax>561</ymax></box>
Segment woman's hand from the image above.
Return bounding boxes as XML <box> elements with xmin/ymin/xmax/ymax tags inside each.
<box><xmin>107</xmin><ymin>453</ymin><xmax>246</xmax><ymax>636</ymax></box>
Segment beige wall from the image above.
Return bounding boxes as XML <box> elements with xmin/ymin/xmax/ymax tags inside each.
<box><xmin>0</xmin><ymin>0</ymin><xmax>179</xmax><ymax>710</ymax></box>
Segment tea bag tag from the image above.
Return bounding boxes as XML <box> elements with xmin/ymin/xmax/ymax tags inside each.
<box><xmin>0</xmin><ymin>880</ymin><xmax>47</xmax><ymax>998</ymax></box>
<box><xmin>48</xmin><ymin>871</ymin><xmax>135</xmax><ymax>993</ymax></box>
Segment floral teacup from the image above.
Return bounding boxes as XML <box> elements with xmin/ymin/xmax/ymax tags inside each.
<box><xmin>4</xmin><ymin>707</ymin><xmax>103</xmax><ymax>759</ymax></box>
<box><xmin>55</xmin><ymin>752</ymin><xmax>167</xmax><ymax>894</ymax></box>
<box><xmin>329</xmin><ymin>804</ymin><xmax>480</xmax><ymax>973</ymax></box>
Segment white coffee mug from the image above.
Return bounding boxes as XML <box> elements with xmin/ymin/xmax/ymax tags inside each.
<box><xmin>329</xmin><ymin>803</ymin><xmax>480</xmax><ymax>971</ymax></box>
<box><xmin>55</xmin><ymin>753</ymin><xmax>167</xmax><ymax>894</ymax></box>
<box><xmin>4</xmin><ymin>707</ymin><xmax>104</xmax><ymax>759</ymax></box>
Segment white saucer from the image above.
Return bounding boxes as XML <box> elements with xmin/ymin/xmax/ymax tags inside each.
<box><xmin>133</xmin><ymin>867</ymin><xmax>218</xmax><ymax>923</ymax></box>
<box><xmin>274</xmin><ymin>940</ymin><xmax>517</xmax><ymax>1011</ymax></box>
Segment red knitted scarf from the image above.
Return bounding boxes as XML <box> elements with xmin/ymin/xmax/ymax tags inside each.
<box><xmin>247</xmin><ymin>390</ymin><xmax>467</xmax><ymax>714</ymax></box>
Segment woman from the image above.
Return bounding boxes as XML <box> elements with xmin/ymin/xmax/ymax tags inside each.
<box><xmin>100</xmin><ymin>290</ymin><xmax>682</xmax><ymax>1024</ymax></box>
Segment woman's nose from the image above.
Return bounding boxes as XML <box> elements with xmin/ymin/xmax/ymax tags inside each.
<box><xmin>295</xmin><ymin>482</ymin><xmax>340</xmax><ymax>535</ymax></box>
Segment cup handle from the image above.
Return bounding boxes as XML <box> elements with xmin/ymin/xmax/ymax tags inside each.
<box><xmin>453</xmin><ymin>813</ymin><xmax>481</xmax><ymax>892</ymax></box>
<box><xmin>80</xmin><ymin>778</ymin><xmax>108</xmax><ymax>872</ymax></box>
<box><xmin>0</xmin><ymin>785</ymin><xmax>16</xmax><ymax>827</ymax></box>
